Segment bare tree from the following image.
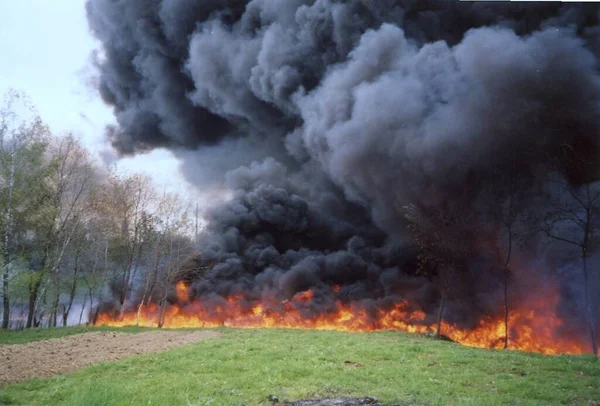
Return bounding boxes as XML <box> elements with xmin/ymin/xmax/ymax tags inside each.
<box><xmin>155</xmin><ymin>195</ymin><xmax>194</xmax><ymax>328</ymax></box>
<box><xmin>60</xmin><ymin>233</ymin><xmax>84</xmax><ymax>326</ymax></box>
<box><xmin>405</xmin><ymin>203</ymin><xmax>477</xmax><ymax>338</ymax></box>
<box><xmin>136</xmin><ymin>193</ymin><xmax>174</xmax><ymax>325</ymax></box>
<box><xmin>541</xmin><ymin>176</ymin><xmax>599</xmax><ymax>356</ymax></box>
<box><xmin>499</xmin><ymin>190</ymin><xmax>517</xmax><ymax>350</ymax></box>
<box><xmin>485</xmin><ymin>164</ymin><xmax>536</xmax><ymax>350</ymax></box>
<box><xmin>94</xmin><ymin>171</ymin><xmax>156</xmax><ymax>316</ymax></box>
<box><xmin>80</xmin><ymin>233</ymin><xmax>110</xmax><ymax>325</ymax></box>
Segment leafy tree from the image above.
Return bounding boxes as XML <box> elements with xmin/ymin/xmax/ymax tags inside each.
<box><xmin>0</xmin><ymin>90</ymin><xmax>52</xmax><ymax>329</ymax></box>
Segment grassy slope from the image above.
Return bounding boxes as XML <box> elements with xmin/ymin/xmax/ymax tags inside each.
<box><xmin>0</xmin><ymin>328</ymin><xmax>598</xmax><ymax>406</ymax></box>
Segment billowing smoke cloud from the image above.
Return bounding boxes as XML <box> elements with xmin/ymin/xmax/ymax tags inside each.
<box><xmin>87</xmin><ymin>1</ymin><xmax>600</xmax><ymax>335</ymax></box>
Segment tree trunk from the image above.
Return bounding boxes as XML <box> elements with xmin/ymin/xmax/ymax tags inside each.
<box><xmin>2</xmin><ymin>153</ymin><xmax>16</xmax><ymax>330</ymax></box>
<box><xmin>130</xmin><ymin>242</ymin><xmax>144</xmax><ymax>289</ymax></box>
<box><xmin>50</xmin><ymin>289</ymin><xmax>60</xmax><ymax>327</ymax></box>
<box><xmin>502</xmin><ymin>225</ymin><xmax>512</xmax><ymax>350</ymax></box>
<box><xmin>503</xmin><ymin>184</ymin><xmax>515</xmax><ymax>350</ymax></box>
<box><xmin>26</xmin><ymin>277</ymin><xmax>42</xmax><ymax>328</ymax></box>
<box><xmin>63</xmin><ymin>282</ymin><xmax>77</xmax><ymax>327</ymax></box>
<box><xmin>157</xmin><ymin>299</ymin><xmax>166</xmax><ymax>328</ymax></box>
<box><xmin>146</xmin><ymin>263</ymin><xmax>159</xmax><ymax>305</ymax></box>
<box><xmin>137</xmin><ymin>240</ymin><xmax>162</xmax><ymax>325</ymax></box>
<box><xmin>2</xmin><ymin>266</ymin><xmax>8</xmax><ymax>329</ymax></box>
<box><xmin>92</xmin><ymin>306</ymin><xmax>100</xmax><ymax>326</ymax></box>
<box><xmin>91</xmin><ymin>289</ymin><xmax>102</xmax><ymax>325</ymax></box>
<box><xmin>581</xmin><ymin>202</ymin><xmax>598</xmax><ymax>357</ymax></box>
<box><xmin>119</xmin><ymin>263</ymin><xmax>132</xmax><ymax>317</ymax></box>
<box><xmin>63</xmin><ymin>253</ymin><xmax>80</xmax><ymax>327</ymax></box>
<box><xmin>582</xmin><ymin>252</ymin><xmax>598</xmax><ymax>356</ymax></box>
<box><xmin>436</xmin><ymin>292</ymin><xmax>446</xmax><ymax>338</ymax></box>
<box><xmin>136</xmin><ymin>302</ymin><xmax>144</xmax><ymax>326</ymax></box>
<box><xmin>435</xmin><ymin>267</ymin><xmax>453</xmax><ymax>338</ymax></box>
<box><xmin>119</xmin><ymin>220</ymin><xmax>141</xmax><ymax>317</ymax></box>
<box><xmin>503</xmin><ymin>268</ymin><xmax>509</xmax><ymax>350</ymax></box>
<box><xmin>78</xmin><ymin>291</ymin><xmax>87</xmax><ymax>326</ymax></box>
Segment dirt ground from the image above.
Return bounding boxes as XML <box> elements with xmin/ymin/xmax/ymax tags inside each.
<box><xmin>287</xmin><ymin>397</ymin><xmax>384</xmax><ymax>405</ymax></box>
<box><xmin>0</xmin><ymin>330</ymin><xmax>221</xmax><ymax>388</ymax></box>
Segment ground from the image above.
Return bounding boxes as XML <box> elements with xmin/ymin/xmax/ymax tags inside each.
<box><xmin>286</xmin><ymin>396</ymin><xmax>383</xmax><ymax>405</ymax></box>
<box><xmin>0</xmin><ymin>330</ymin><xmax>221</xmax><ymax>387</ymax></box>
<box><xmin>0</xmin><ymin>327</ymin><xmax>598</xmax><ymax>406</ymax></box>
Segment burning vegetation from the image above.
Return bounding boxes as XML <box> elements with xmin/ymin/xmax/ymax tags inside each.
<box><xmin>96</xmin><ymin>279</ymin><xmax>588</xmax><ymax>355</ymax></box>
<box><xmin>87</xmin><ymin>0</ymin><xmax>600</xmax><ymax>356</ymax></box>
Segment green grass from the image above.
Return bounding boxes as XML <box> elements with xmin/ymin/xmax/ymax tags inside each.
<box><xmin>1</xmin><ymin>328</ymin><xmax>598</xmax><ymax>405</ymax></box>
<box><xmin>0</xmin><ymin>325</ymin><xmax>151</xmax><ymax>344</ymax></box>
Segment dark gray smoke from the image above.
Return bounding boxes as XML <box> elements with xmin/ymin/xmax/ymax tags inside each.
<box><xmin>87</xmin><ymin>1</ymin><xmax>600</xmax><ymax>337</ymax></box>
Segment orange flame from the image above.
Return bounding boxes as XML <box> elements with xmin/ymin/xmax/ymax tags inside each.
<box><xmin>175</xmin><ymin>281</ymin><xmax>189</xmax><ymax>302</ymax></box>
<box><xmin>96</xmin><ymin>282</ymin><xmax>590</xmax><ymax>355</ymax></box>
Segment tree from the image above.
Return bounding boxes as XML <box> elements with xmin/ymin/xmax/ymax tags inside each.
<box><xmin>136</xmin><ymin>194</ymin><xmax>171</xmax><ymax>325</ymax></box>
<box><xmin>80</xmin><ymin>214</ymin><xmax>113</xmax><ymax>326</ymax></box>
<box><xmin>0</xmin><ymin>90</ymin><xmax>52</xmax><ymax>329</ymax></box>
<box><xmin>405</xmin><ymin>202</ymin><xmax>477</xmax><ymax>338</ymax></box>
<box><xmin>149</xmin><ymin>193</ymin><xmax>194</xmax><ymax>328</ymax></box>
<box><xmin>94</xmin><ymin>171</ymin><xmax>157</xmax><ymax>316</ymax></box>
<box><xmin>485</xmin><ymin>164</ymin><xmax>535</xmax><ymax>350</ymax></box>
<box><xmin>23</xmin><ymin>134</ymin><xmax>96</xmax><ymax>328</ymax></box>
<box><xmin>541</xmin><ymin>176</ymin><xmax>599</xmax><ymax>356</ymax></box>
<box><xmin>44</xmin><ymin>135</ymin><xmax>96</xmax><ymax>327</ymax></box>
<box><xmin>59</xmin><ymin>222</ymin><xmax>86</xmax><ymax>326</ymax></box>
<box><xmin>0</xmin><ymin>90</ymin><xmax>201</xmax><ymax>330</ymax></box>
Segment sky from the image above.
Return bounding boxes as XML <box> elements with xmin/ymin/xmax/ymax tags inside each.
<box><xmin>0</xmin><ymin>0</ymin><xmax>194</xmax><ymax>196</ymax></box>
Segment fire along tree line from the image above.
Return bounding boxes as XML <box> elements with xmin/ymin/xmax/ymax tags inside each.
<box><xmin>1</xmin><ymin>89</ymin><xmax>598</xmax><ymax>356</ymax></box>
<box><xmin>0</xmin><ymin>90</ymin><xmax>199</xmax><ymax>330</ymax></box>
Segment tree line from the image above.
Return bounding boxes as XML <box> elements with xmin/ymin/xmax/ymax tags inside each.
<box><xmin>0</xmin><ymin>91</ymin><xmax>199</xmax><ymax>330</ymax></box>
<box><xmin>1</xmin><ymin>89</ymin><xmax>598</xmax><ymax>356</ymax></box>
<box><xmin>404</xmin><ymin>158</ymin><xmax>600</xmax><ymax>355</ymax></box>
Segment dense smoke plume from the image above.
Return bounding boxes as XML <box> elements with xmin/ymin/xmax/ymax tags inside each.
<box><xmin>87</xmin><ymin>1</ymin><xmax>600</xmax><ymax>346</ymax></box>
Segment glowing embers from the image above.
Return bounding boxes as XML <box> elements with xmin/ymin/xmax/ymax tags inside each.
<box><xmin>95</xmin><ymin>283</ymin><xmax>589</xmax><ymax>355</ymax></box>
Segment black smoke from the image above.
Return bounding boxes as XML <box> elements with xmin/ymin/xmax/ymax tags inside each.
<box><xmin>87</xmin><ymin>1</ymin><xmax>600</xmax><ymax>338</ymax></box>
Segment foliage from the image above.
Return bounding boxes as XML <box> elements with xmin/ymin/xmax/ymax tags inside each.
<box><xmin>0</xmin><ymin>90</ymin><xmax>199</xmax><ymax>330</ymax></box>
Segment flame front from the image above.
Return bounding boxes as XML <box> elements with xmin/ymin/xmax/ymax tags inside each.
<box><xmin>96</xmin><ymin>283</ymin><xmax>589</xmax><ymax>355</ymax></box>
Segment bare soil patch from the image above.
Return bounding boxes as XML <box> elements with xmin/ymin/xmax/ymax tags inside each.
<box><xmin>0</xmin><ymin>330</ymin><xmax>221</xmax><ymax>387</ymax></box>
<box><xmin>286</xmin><ymin>397</ymin><xmax>385</xmax><ymax>405</ymax></box>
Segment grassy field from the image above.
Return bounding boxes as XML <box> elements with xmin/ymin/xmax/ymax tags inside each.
<box><xmin>0</xmin><ymin>327</ymin><xmax>598</xmax><ymax>406</ymax></box>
